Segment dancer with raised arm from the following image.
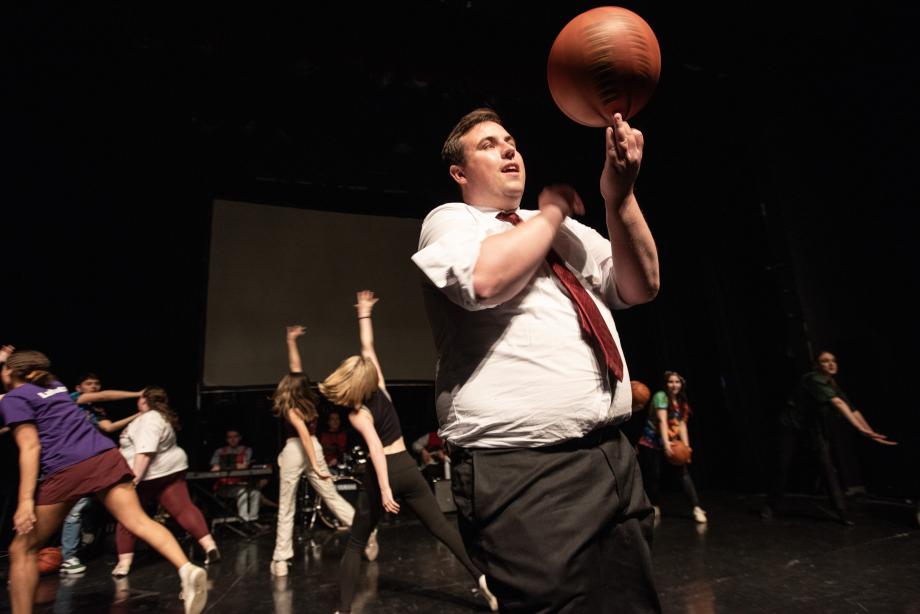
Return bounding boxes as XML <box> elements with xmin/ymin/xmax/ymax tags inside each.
<box><xmin>322</xmin><ymin>291</ymin><xmax>497</xmax><ymax>614</ymax></box>
<box><xmin>269</xmin><ymin>325</ymin><xmax>366</xmax><ymax>577</ymax></box>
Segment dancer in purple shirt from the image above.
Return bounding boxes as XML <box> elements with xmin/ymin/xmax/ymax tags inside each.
<box><xmin>0</xmin><ymin>348</ymin><xmax>207</xmax><ymax>614</ymax></box>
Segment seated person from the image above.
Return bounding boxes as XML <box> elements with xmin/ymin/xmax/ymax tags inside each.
<box><xmin>412</xmin><ymin>431</ymin><xmax>448</xmax><ymax>483</ymax></box>
<box><xmin>209</xmin><ymin>428</ymin><xmax>265</xmax><ymax>522</ymax></box>
<box><xmin>318</xmin><ymin>411</ymin><xmax>348</xmax><ymax>472</ymax></box>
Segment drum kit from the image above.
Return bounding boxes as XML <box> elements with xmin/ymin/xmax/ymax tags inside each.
<box><xmin>298</xmin><ymin>445</ymin><xmax>366</xmax><ymax>531</ymax></box>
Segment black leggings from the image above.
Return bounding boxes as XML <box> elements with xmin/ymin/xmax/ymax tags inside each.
<box><xmin>637</xmin><ymin>444</ymin><xmax>701</xmax><ymax>509</ymax></box>
<box><xmin>338</xmin><ymin>451</ymin><xmax>481</xmax><ymax>612</ymax></box>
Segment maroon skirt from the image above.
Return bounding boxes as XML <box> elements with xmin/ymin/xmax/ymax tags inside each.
<box><xmin>36</xmin><ymin>448</ymin><xmax>134</xmax><ymax>505</ymax></box>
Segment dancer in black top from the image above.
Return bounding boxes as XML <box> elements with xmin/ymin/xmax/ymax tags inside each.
<box><xmin>319</xmin><ymin>291</ymin><xmax>497</xmax><ymax>614</ymax></box>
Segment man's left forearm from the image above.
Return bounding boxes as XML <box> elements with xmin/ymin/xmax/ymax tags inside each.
<box><xmin>606</xmin><ymin>193</ymin><xmax>659</xmax><ymax>305</ymax></box>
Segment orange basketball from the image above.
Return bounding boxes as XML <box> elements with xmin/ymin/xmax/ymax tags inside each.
<box><xmin>547</xmin><ymin>6</ymin><xmax>661</xmax><ymax>126</ymax></box>
<box><xmin>667</xmin><ymin>440</ymin><xmax>692</xmax><ymax>466</ymax></box>
<box><xmin>631</xmin><ymin>380</ymin><xmax>651</xmax><ymax>409</ymax></box>
<box><xmin>37</xmin><ymin>546</ymin><xmax>62</xmax><ymax>575</ymax></box>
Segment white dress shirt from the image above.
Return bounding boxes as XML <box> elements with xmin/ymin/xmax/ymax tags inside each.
<box><xmin>412</xmin><ymin>202</ymin><xmax>633</xmax><ymax>448</ymax></box>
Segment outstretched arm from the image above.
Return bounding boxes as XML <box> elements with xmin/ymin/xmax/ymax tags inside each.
<box><xmin>601</xmin><ymin>113</ymin><xmax>660</xmax><ymax>305</ymax></box>
<box><xmin>96</xmin><ymin>413</ymin><xmax>140</xmax><ymax>434</ymax></box>
<box><xmin>830</xmin><ymin>397</ymin><xmax>897</xmax><ymax>445</ymax></box>
<box><xmin>286</xmin><ymin>325</ymin><xmax>306</xmax><ymax>373</ymax></box>
<box><xmin>349</xmin><ymin>409</ymin><xmax>400</xmax><ymax>514</ymax></box>
<box><xmin>355</xmin><ymin>291</ymin><xmax>386</xmax><ymax>392</ymax></box>
<box><xmin>75</xmin><ymin>390</ymin><xmax>142</xmax><ymax>404</ymax></box>
<box><xmin>850</xmin><ymin>409</ymin><xmax>888</xmax><ymax>440</ymax></box>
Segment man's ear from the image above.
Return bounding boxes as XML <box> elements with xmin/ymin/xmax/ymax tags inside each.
<box><xmin>449</xmin><ymin>164</ymin><xmax>466</xmax><ymax>186</ymax></box>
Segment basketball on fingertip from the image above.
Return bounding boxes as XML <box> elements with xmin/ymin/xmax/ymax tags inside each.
<box><xmin>667</xmin><ymin>440</ymin><xmax>692</xmax><ymax>466</ymax></box>
<box><xmin>37</xmin><ymin>547</ymin><xmax>62</xmax><ymax>575</ymax></box>
<box><xmin>547</xmin><ymin>6</ymin><xmax>661</xmax><ymax>126</ymax></box>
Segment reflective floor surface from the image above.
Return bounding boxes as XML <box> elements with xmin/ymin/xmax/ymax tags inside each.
<box><xmin>2</xmin><ymin>492</ymin><xmax>918</xmax><ymax>613</ymax></box>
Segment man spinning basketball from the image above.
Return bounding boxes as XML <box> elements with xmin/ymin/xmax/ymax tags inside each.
<box><xmin>413</xmin><ymin>108</ymin><xmax>661</xmax><ymax>613</ymax></box>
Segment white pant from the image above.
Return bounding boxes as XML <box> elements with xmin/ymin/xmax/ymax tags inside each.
<box><xmin>272</xmin><ymin>436</ymin><xmax>355</xmax><ymax>561</ymax></box>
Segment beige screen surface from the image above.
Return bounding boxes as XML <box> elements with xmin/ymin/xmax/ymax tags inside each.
<box><xmin>203</xmin><ymin>199</ymin><xmax>434</xmax><ymax>386</ymax></box>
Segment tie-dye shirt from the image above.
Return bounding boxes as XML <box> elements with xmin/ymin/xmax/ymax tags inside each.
<box><xmin>638</xmin><ymin>391</ymin><xmax>690</xmax><ymax>450</ymax></box>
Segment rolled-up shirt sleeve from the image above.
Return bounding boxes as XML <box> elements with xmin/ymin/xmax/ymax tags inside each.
<box><xmin>412</xmin><ymin>203</ymin><xmax>495</xmax><ymax>311</ymax></box>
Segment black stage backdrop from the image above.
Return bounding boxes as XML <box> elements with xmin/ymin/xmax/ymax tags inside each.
<box><xmin>4</xmin><ymin>2</ymin><xmax>920</xmax><ymax>547</ymax></box>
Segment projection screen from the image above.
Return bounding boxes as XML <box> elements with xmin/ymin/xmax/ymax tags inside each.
<box><xmin>203</xmin><ymin>199</ymin><xmax>434</xmax><ymax>386</ymax></box>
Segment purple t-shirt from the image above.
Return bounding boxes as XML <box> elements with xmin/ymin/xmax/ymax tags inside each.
<box><xmin>0</xmin><ymin>381</ymin><xmax>115</xmax><ymax>477</ymax></box>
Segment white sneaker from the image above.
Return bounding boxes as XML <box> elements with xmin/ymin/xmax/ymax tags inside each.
<box><xmin>478</xmin><ymin>574</ymin><xmax>499</xmax><ymax>612</ymax></box>
<box><xmin>692</xmin><ymin>506</ymin><xmax>708</xmax><ymax>524</ymax></box>
<box><xmin>364</xmin><ymin>530</ymin><xmax>379</xmax><ymax>561</ymax></box>
<box><xmin>179</xmin><ymin>563</ymin><xmax>208</xmax><ymax>614</ymax></box>
<box><xmin>111</xmin><ymin>561</ymin><xmax>131</xmax><ymax>578</ymax></box>
<box><xmin>270</xmin><ymin>560</ymin><xmax>289</xmax><ymax>576</ymax></box>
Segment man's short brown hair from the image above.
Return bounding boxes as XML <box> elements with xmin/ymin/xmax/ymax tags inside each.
<box><xmin>441</xmin><ymin>107</ymin><xmax>503</xmax><ymax>167</ymax></box>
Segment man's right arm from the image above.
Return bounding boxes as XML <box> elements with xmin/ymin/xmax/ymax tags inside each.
<box><xmin>473</xmin><ymin>205</ymin><xmax>563</xmax><ymax>305</ymax></box>
<box><xmin>474</xmin><ymin>187</ymin><xmax>582</xmax><ymax>305</ymax></box>
<box><xmin>414</xmin><ymin>192</ymin><xmax>581</xmax><ymax>308</ymax></box>
<box><xmin>74</xmin><ymin>390</ymin><xmax>142</xmax><ymax>404</ymax></box>
<box><xmin>97</xmin><ymin>409</ymin><xmax>140</xmax><ymax>433</ymax></box>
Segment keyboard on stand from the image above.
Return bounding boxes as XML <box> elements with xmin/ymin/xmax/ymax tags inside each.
<box><xmin>186</xmin><ymin>467</ymin><xmax>273</xmax><ymax>480</ymax></box>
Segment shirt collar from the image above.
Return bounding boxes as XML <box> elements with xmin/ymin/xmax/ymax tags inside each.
<box><xmin>467</xmin><ymin>202</ymin><xmax>521</xmax><ymax>216</ymax></box>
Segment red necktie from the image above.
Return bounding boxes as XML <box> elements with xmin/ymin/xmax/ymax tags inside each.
<box><xmin>496</xmin><ymin>210</ymin><xmax>624</xmax><ymax>381</ymax></box>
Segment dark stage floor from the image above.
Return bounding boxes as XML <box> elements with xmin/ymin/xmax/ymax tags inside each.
<box><xmin>2</xmin><ymin>492</ymin><xmax>919</xmax><ymax>613</ymax></box>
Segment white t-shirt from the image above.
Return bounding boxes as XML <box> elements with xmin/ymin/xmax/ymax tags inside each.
<box><xmin>119</xmin><ymin>410</ymin><xmax>188</xmax><ymax>481</ymax></box>
<box><xmin>412</xmin><ymin>202</ymin><xmax>633</xmax><ymax>448</ymax></box>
